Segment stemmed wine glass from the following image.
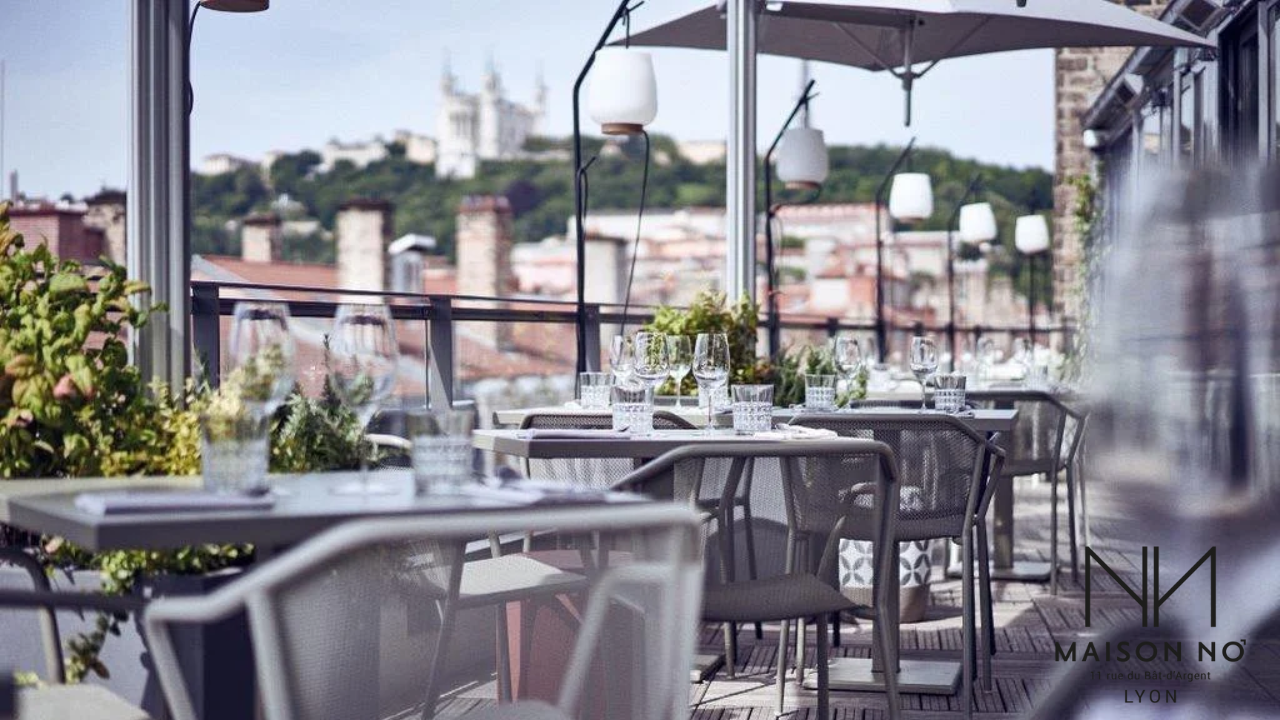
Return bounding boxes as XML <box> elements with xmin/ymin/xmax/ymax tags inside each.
<box><xmin>834</xmin><ymin>336</ymin><xmax>863</xmax><ymax>405</ymax></box>
<box><xmin>632</xmin><ymin>332</ymin><xmax>670</xmax><ymax>390</ymax></box>
<box><xmin>693</xmin><ymin>333</ymin><xmax>731</xmax><ymax>432</ymax></box>
<box><xmin>977</xmin><ymin>337</ymin><xmax>998</xmax><ymax>385</ymax></box>
<box><xmin>327</xmin><ymin>304</ymin><xmax>399</xmax><ymax>495</ymax></box>
<box><xmin>666</xmin><ymin>335</ymin><xmax>692</xmax><ymax>409</ymax></box>
<box><xmin>609</xmin><ymin>335</ymin><xmax>635</xmax><ymax>386</ymax></box>
<box><xmin>909</xmin><ymin>336</ymin><xmax>939</xmax><ymax>411</ymax></box>
<box><xmin>228</xmin><ymin>301</ymin><xmax>296</xmax><ymax>417</ymax></box>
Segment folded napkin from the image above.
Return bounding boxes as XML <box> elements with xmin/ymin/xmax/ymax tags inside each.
<box><xmin>754</xmin><ymin>425</ymin><xmax>839</xmax><ymax>441</ymax></box>
<box><xmin>518</xmin><ymin>429</ymin><xmax>631</xmax><ymax>440</ymax></box>
<box><xmin>463</xmin><ymin>479</ymin><xmax>644</xmax><ymax>505</ymax></box>
<box><xmin>74</xmin><ymin>491</ymin><xmax>275</xmax><ymax>516</ymax></box>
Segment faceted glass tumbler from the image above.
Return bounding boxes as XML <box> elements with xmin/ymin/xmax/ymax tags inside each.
<box><xmin>578</xmin><ymin>372</ymin><xmax>613</xmax><ymax>409</ymax></box>
<box><xmin>408</xmin><ymin>408</ymin><xmax>477</xmax><ymax>495</ymax></box>
<box><xmin>732</xmin><ymin>385</ymin><xmax>775</xmax><ymax>434</ymax></box>
<box><xmin>201</xmin><ymin>410</ymin><xmax>270</xmax><ymax>495</ymax></box>
<box><xmin>611</xmin><ymin>384</ymin><xmax>654</xmax><ymax>435</ymax></box>
<box><xmin>805</xmin><ymin>375</ymin><xmax>838</xmax><ymax>411</ymax></box>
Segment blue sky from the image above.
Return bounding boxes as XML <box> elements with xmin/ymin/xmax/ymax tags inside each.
<box><xmin>1</xmin><ymin>0</ymin><xmax>1054</xmax><ymax>198</ymax></box>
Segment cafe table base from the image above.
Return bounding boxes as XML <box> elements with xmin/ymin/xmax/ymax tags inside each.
<box><xmin>691</xmin><ymin>653</ymin><xmax>727</xmax><ymax>682</ymax></box>
<box><xmin>804</xmin><ymin>657</ymin><xmax>961</xmax><ymax>694</ymax></box>
<box><xmin>945</xmin><ymin>559</ymin><xmax>1052</xmax><ymax>583</ymax></box>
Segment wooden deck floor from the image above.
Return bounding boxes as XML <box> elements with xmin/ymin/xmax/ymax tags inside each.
<box><xmin>441</xmin><ymin>476</ymin><xmax>1280</xmax><ymax>718</ymax></box>
<box><xmin>682</xmin><ymin>477</ymin><xmax>1280</xmax><ymax>718</ymax></box>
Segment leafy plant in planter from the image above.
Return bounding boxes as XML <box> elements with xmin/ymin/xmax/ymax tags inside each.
<box><xmin>0</xmin><ymin>204</ymin><xmax>377</xmax><ymax>681</ymax></box>
<box><xmin>759</xmin><ymin>342</ymin><xmax>867</xmax><ymax>408</ymax></box>
<box><xmin>644</xmin><ymin>290</ymin><xmax>760</xmax><ymax>394</ymax></box>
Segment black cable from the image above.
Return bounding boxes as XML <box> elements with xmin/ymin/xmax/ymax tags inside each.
<box><xmin>186</xmin><ymin>2</ymin><xmax>200</xmax><ymax>116</ymax></box>
<box><xmin>618</xmin><ymin>129</ymin><xmax>650</xmax><ymax>335</ymax></box>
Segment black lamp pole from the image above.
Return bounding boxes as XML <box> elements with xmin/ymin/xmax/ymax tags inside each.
<box><xmin>873</xmin><ymin>137</ymin><xmax>916</xmax><ymax>362</ymax></box>
<box><xmin>946</xmin><ymin>172</ymin><xmax>982</xmax><ymax>370</ymax></box>
<box><xmin>573</xmin><ymin>0</ymin><xmax>636</xmax><ymax>375</ymax></box>
<box><xmin>1026</xmin><ymin>252</ymin><xmax>1037</xmax><ymax>348</ymax></box>
<box><xmin>763</xmin><ymin>79</ymin><xmax>818</xmax><ymax>360</ymax></box>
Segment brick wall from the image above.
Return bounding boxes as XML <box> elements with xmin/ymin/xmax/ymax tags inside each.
<box><xmin>8</xmin><ymin>205</ymin><xmax>103</xmax><ymax>264</ymax></box>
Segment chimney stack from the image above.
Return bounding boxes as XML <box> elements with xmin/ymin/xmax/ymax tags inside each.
<box><xmin>240</xmin><ymin>212</ymin><xmax>282</xmax><ymax>263</ymax></box>
<box><xmin>336</xmin><ymin>198</ymin><xmax>394</xmax><ymax>293</ymax></box>
<box><xmin>456</xmin><ymin>195</ymin><xmax>514</xmax><ymax>349</ymax></box>
<box><xmin>83</xmin><ymin>190</ymin><xmax>127</xmax><ymax>264</ymax></box>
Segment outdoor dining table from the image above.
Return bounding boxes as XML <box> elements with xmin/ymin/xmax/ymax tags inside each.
<box><xmin>0</xmin><ymin>470</ymin><xmax>654</xmax><ymax>720</ymax></box>
<box><xmin>476</xmin><ymin>407</ymin><xmax>1018</xmax><ymax>695</ymax></box>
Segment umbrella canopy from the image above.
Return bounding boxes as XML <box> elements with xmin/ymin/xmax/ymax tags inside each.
<box><xmin>625</xmin><ymin>0</ymin><xmax>1212</xmax><ymax>123</ymax></box>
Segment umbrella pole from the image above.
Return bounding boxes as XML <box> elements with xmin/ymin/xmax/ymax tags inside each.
<box><xmin>726</xmin><ymin>0</ymin><xmax>758</xmax><ymax>304</ymax></box>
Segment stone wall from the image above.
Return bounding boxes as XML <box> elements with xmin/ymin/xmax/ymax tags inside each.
<box><xmin>1052</xmin><ymin>2</ymin><xmax>1167</xmax><ymax>325</ymax></box>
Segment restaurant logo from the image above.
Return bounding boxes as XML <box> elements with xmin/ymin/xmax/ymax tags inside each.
<box><xmin>1054</xmin><ymin>546</ymin><xmax>1248</xmax><ymax>681</ymax></box>
<box><xmin>1083</xmin><ymin>546</ymin><xmax>1215</xmax><ymax>628</ymax></box>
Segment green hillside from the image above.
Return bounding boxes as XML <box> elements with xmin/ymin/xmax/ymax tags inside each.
<box><xmin>192</xmin><ymin>134</ymin><xmax>1053</xmax><ymax>296</ymax></box>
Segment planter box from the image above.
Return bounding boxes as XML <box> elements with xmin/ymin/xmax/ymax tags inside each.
<box><xmin>0</xmin><ymin>565</ymin><xmax>251</xmax><ymax>720</ymax></box>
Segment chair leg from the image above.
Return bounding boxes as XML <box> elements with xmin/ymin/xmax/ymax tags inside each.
<box><xmin>831</xmin><ymin>612</ymin><xmax>841</xmax><ymax>648</ymax></box>
<box><xmin>816</xmin><ymin>613</ymin><xmax>830</xmax><ymax>720</ymax></box>
<box><xmin>1066</xmin><ymin>463</ymin><xmax>1080</xmax><ymax>586</ymax></box>
<box><xmin>776</xmin><ymin>618</ymin><xmax>791</xmax><ymax>717</ymax></box>
<box><xmin>741</xmin><ymin>501</ymin><xmax>763</xmax><ymax>640</ymax></box>
<box><xmin>877</xmin><ymin>541</ymin><xmax>902</xmax><ymax>720</ymax></box>
<box><xmin>1050</xmin><ymin>467</ymin><xmax>1060</xmax><ymax>596</ymax></box>
<box><xmin>724</xmin><ymin>621</ymin><xmax>738</xmax><ymax>680</ymax></box>
<box><xmin>795</xmin><ymin>616</ymin><xmax>806</xmax><ymax>684</ymax></box>
<box><xmin>961</xmin><ymin>536</ymin><xmax>975</xmax><ymax>720</ymax></box>
<box><xmin>975</xmin><ymin>525</ymin><xmax>994</xmax><ymax>691</ymax></box>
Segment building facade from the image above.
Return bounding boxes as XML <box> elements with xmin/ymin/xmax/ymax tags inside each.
<box><xmin>435</xmin><ymin>62</ymin><xmax>546</xmax><ymax>179</ymax></box>
<box><xmin>1080</xmin><ymin>0</ymin><xmax>1279</xmax><ymax>245</ymax></box>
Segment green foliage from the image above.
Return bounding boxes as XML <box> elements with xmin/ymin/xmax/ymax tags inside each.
<box><xmin>0</xmin><ymin>203</ymin><xmax>168</xmax><ymax>479</ymax></box>
<box><xmin>1</xmin><ymin>207</ymin><xmax>378</xmax><ymax>680</ymax></box>
<box><xmin>644</xmin><ymin>291</ymin><xmax>759</xmax><ymax>394</ymax></box>
<box><xmin>757</xmin><ymin>343</ymin><xmax>866</xmax><ymax>408</ymax></box>
<box><xmin>191</xmin><ymin>137</ymin><xmax>1051</xmax><ymax>288</ymax></box>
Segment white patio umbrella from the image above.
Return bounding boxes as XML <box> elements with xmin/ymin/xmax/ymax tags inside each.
<box><xmin>626</xmin><ymin>0</ymin><xmax>1212</xmax><ymax>124</ymax></box>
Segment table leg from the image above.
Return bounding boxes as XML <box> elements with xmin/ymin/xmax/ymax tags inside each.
<box><xmin>988</xmin><ymin>474</ymin><xmax>1050</xmax><ymax>582</ymax></box>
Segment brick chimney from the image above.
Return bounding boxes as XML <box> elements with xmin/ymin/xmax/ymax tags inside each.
<box><xmin>240</xmin><ymin>212</ymin><xmax>282</xmax><ymax>263</ymax></box>
<box><xmin>456</xmin><ymin>195</ymin><xmax>514</xmax><ymax>349</ymax></box>
<box><xmin>336</xmin><ymin>198</ymin><xmax>394</xmax><ymax>293</ymax></box>
<box><xmin>7</xmin><ymin>201</ymin><xmax>102</xmax><ymax>263</ymax></box>
<box><xmin>83</xmin><ymin>189</ymin><xmax>127</xmax><ymax>264</ymax></box>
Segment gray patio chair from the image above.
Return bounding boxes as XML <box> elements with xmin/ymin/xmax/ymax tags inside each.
<box><xmin>790</xmin><ymin>413</ymin><xmax>1005</xmax><ymax>717</ymax></box>
<box><xmin>0</xmin><ymin>586</ymin><xmax>149</xmax><ymax>720</ymax></box>
<box><xmin>615</xmin><ymin>440</ymin><xmax>903</xmax><ymax>720</ymax></box>
<box><xmin>516</xmin><ymin>410</ymin><xmax>766</xmax><ymax>640</ymax></box>
<box><xmin>144</xmin><ymin>505</ymin><xmax>703</xmax><ymax>720</ymax></box>
<box><xmin>968</xmin><ymin>390</ymin><xmax>1087</xmax><ymax>594</ymax></box>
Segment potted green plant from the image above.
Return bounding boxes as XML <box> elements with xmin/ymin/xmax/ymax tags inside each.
<box><xmin>0</xmin><ymin>203</ymin><xmax>376</xmax><ymax>713</ymax></box>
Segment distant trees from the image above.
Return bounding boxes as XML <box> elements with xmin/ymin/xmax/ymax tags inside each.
<box><xmin>190</xmin><ymin>133</ymin><xmax>1053</xmax><ymax>299</ymax></box>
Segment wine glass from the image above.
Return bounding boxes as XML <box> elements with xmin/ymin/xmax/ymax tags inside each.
<box><xmin>327</xmin><ymin>304</ymin><xmax>399</xmax><ymax>495</ymax></box>
<box><xmin>632</xmin><ymin>333</ymin><xmax>670</xmax><ymax>392</ymax></box>
<box><xmin>609</xmin><ymin>334</ymin><xmax>635</xmax><ymax>385</ymax></box>
<box><xmin>834</xmin><ymin>336</ymin><xmax>864</xmax><ymax>402</ymax></box>
<box><xmin>228</xmin><ymin>302</ymin><xmax>296</xmax><ymax>417</ymax></box>
<box><xmin>909</xmin><ymin>336</ymin><xmax>939</xmax><ymax>411</ymax></box>
<box><xmin>666</xmin><ymin>335</ymin><xmax>692</xmax><ymax>409</ymax></box>
<box><xmin>693</xmin><ymin>333</ymin><xmax>731</xmax><ymax>431</ymax></box>
<box><xmin>977</xmin><ymin>337</ymin><xmax>998</xmax><ymax>385</ymax></box>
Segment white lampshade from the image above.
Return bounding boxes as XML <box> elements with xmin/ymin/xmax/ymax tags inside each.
<box><xmin>775</xmin><ymin>128</ymin><xmax>829</xmax><ymax>190</ymax></box>
<box><xmin>888</xmin><ymin>173</ymin><xmax>934</xmax><ymax>222</ymax></box>
<box><xmin>588</xmin><ymin>48</ymin><xmax>658</xmax><ymax>136</ymax></box>
<box><xmin>958</xmin><ymin>202</ymin><xmax>998</xmax><ymax>244</ymax></box>
<box><xmin>1015</xmin><ymin>214</ymin><xmax>1051</xmax><ymax>255</ymax></box>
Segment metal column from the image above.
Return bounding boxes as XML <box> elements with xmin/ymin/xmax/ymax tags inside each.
<box><xmin>725</xmin><ymin>0</ymin><xmax>757</xmax><ymax>303</ymax></box>
<box><xmin>128</xmin><ymin>0</ymin><xmax>191</xmax><ymax>389</ymax></box>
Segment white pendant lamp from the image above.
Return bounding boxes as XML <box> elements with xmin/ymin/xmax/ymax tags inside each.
<box><xmin>888</xmin><ymin>173</ymin><xmax>934</xmax><ymax>222</ymax></box>
<box><xmin>1015</xmin><ymin>214</ymin><xmax>1051</xmax><ymax>255</ymax></box>
<box><xmin>588</xmin><ymin>48</ymin><xmax>658</xmax><ymax>136</ymax></box>
<box><xmin>958</xmin><ymin>202</ymin><xmax>998</xmax><ymax>244</ymax></box>
<box><xmin>775</xmin><ymin>127</ymin><xmax>829</xmax><ymax>191</ymax></box>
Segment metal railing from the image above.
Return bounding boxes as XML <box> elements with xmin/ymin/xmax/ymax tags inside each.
<box><xmin>191</xmin><ymin>280</ymin><xmax>1076</xmax><ymax>408</ymax></box>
